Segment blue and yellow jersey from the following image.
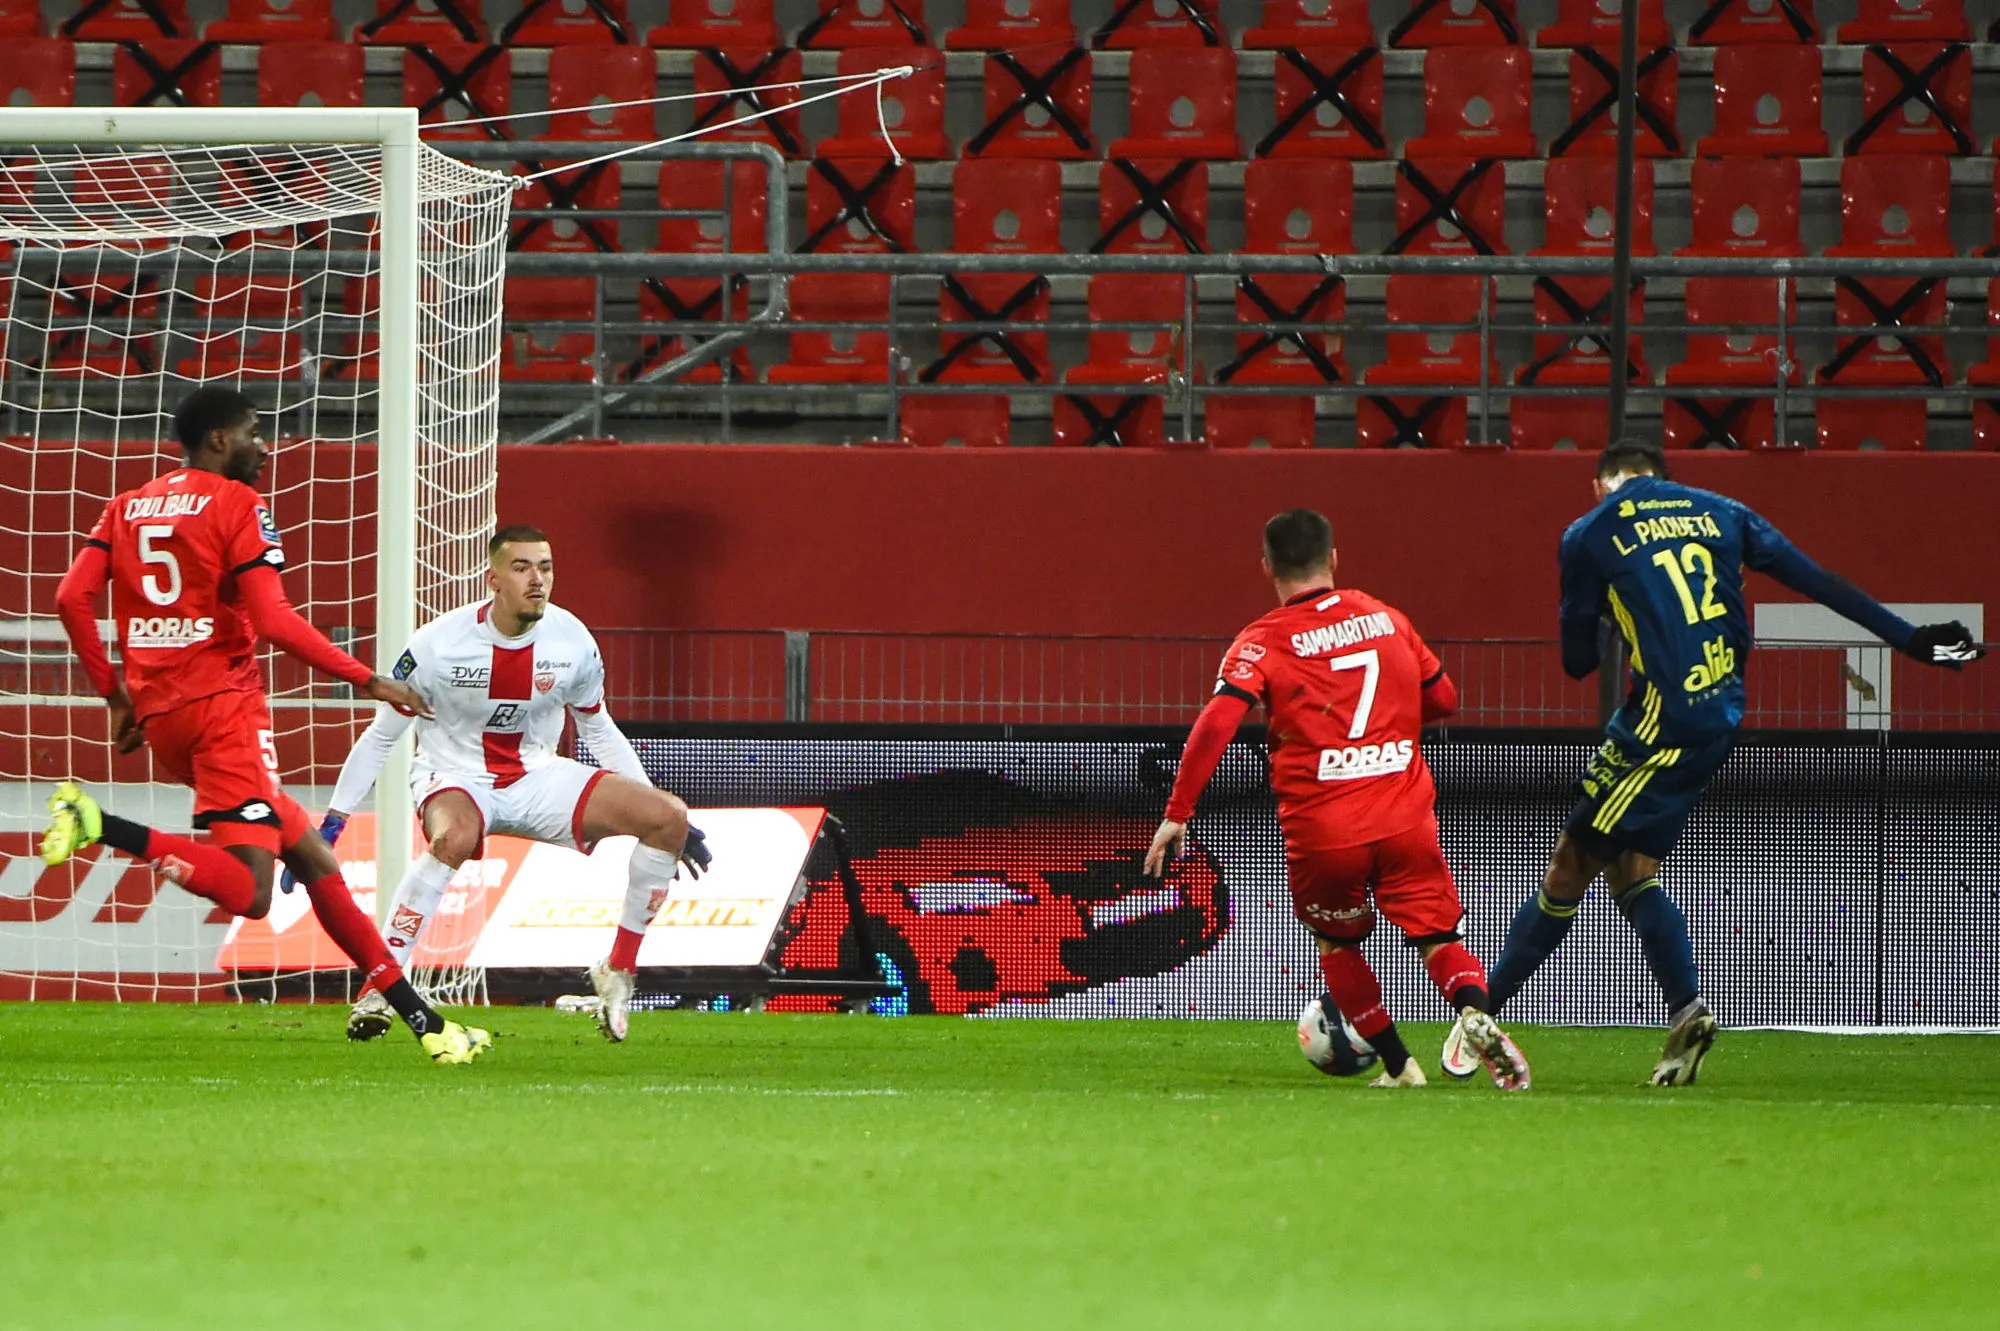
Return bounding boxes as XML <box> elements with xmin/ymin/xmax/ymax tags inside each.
<box><xmin>1558</xmin><ymin>475</ymin><xmax>1916</xmax><ymax>743</ymax></box>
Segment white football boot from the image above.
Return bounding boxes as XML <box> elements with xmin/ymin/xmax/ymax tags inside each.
<box><xmin>1650</xmin><ymin>999</ymin><xmax>1718</xmax><ymax>1087</ymax></box>
<box><xmin>1458</xmin><ymin>1010</ymin><xmax>1532</xmax><ymax>1092</ymax></box>
<box><xmin>588</xmin><ymin>959</ymin><xmax>634</xmax><ymax>1043</ymax></box>
<box><xmin>1368</xmin><ymin>1060</ymin><xmax>1428</xmax><ymax>1089</ymax></box>
<box><xmin>346</xmin><ymin>988</ymin><xmax>395</xmax><ymax>1042</ymax></box>
<box><xmin>1439</xmin><ymin>1014</ymin><xmax>1481</xmax><ymax>1080</ymax></box>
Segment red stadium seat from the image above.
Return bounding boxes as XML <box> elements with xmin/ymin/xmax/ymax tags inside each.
<box><xmin>688</xmin><ymin>47</ymin><xmax>805</xmax><ymax>157</ymax></box>
<box><xmin>796</xmin><ymin>0</ymin><xmax>929</xmax><ymax>48</ymax></box>
<box><xmin>354</xmin><ymin>0</ymin><xmax>485</xmax><ymax>44</ymax></box>
<box><xmin>818</xmin><ymin>51</ymin><xmax>950</xmax><ymax>160</ymax></box>
<box><xmin>61</xmin><ymin>0</ymin><xmax>188</xmax><ymax>39</ymax></box>
<box><xmin>1965</xmin><ymin>281</ymin><xmax>2000</xmax><ymax>450</ymax></box>
<box><xmin>1535</xmin><ymin>0</ymin><xmax>1667</xmax><ymax>47</ymax></box>
<box><xmin>1509</xmin><ymin>401</ymin><xmax>1611</xmax><ymax>450</ymax></box>
<box><xmin>0</xmin><ymin>39</ymin><xmax>75</xmax><ymax>108</ymax></box>
<box><xmin>207</xmin><ymin>0</ymin><xmax>334</xmax><ymax>42</ymax></box>
<box><xmin>1243</xmin><ymin>0</ymin><xmax>1373</xmax><ymax>48</ymax></box>
<box><xmin>500</xmin><ymin>277</ymin><xmax>600</xmax><ymax>382</ymax></box>
<box><xmin>647</xmin><ymin>0</ymin><xmax>778</xmax><ymax>48</ymax></box>
<box><xmin>900</xmin><ymin>395</ymin><xmax>1011</xmax><ymax>446</ymax></box>
<box><xmin>1838</xmin><ymin>0</ymin><xmax>1966</xmax><ymax>41</ymax></box>
<box><xmin>1359</xmin><ymin>276</ymin><xmax>1498</xmax><ymax>448</ymax></box>
<box><xmin>1688</xmin><ymin>0</ymin><xmax>1817</xmax><ymax>43</ymax></box>
<box><xmin>1109</xmin><ymin>49</ymin><xmax>1243</xmax><ymax>160</ymax></box>
<box><xmin>801</xmin><ymin>156</ymin><xmax>915</xmax><ymax>253</ymax></box>
<box><xmin>1093</xmin><ymin>158</ymin><xmax>1209</xmax><ymax>255</ymax></box>
<box><xmin>1207</xmin><ymin>159</ymin><xmax>1353</xmax><ymax>449</ymax></box>
<box><xmin>1844</xmin><ymin>43</ymin><xmax>1973</xmax><ymax>156</ymax></box>
<box><xmin>1680</xmin><ymin>156</ymin><xmax>1804</xmax><ymax>257</ymax></box>
<box><xmin>257</xmin><ymin>41</ymin><xmax>364</xmax><ymax>108</ymax></box>
<box><xmin>174</xmin><ymin>274</ymin><xmax>304</xmax><ymax>381</ymax></box>
<box><xmin>500</xmin><ymin>0</ymin><xmax>633</xmax><ymax>45</ymax></box>
<box><xmin>766</xmin><ymin>274</ymin><xmax>893</xmax><ymax>384</ymax></box>
<box><xmin>1056</xmin><ymin>276</ymin><xmax>1190</xmax><ymax>447</ymax></box>
<box><xmin>1388</xmin><ymin>0</ymin><xmax>1522</xmax><ymax>47</ymax></box>
<box><xmin>113</xmin><ymin>40</ymin><xmax>221</xmax><ymax>108</ymax></box>
<box><xmin>39</xmin><ymin>161</ymin><xmax>167</xmax><ymax>377</ymax></box>
<box><xmin>1513</xmin><ymin>160</ymin><xmax>1649</xmax><ymax>445</ymax></box>
<box><xmin>510</xmin><ymin>163</ymin><xmax>623</xmax><ymax>255</ymax></box>
<box><xmin>964</xmin><ymin>47</ymin><xmax>1094</xmax><ymax>159</ymax></box>
<box><xmin>1695</xmin><ymin>46</ymin><xmax>1827</xmax><ymax>157</ymax></box>
<box><xmin>630</xmin><ymin>159</ymin><xmax>769</xmax><ymax>385</ymax></box>
<box><xmin>1255</xmin><ymin>46</ymin><xmax>1386</xmax><ymax>159</ymax></box>
<box><xmin>1403</xmin><ymin>48</ymin><xmax>1537</xmax><ymax>161</ymax></box>
<box><xmin>1668</xmin><ymin>157</ymin><xmax>1803</xmax><ymax>450</ymax></box>
<box><xmin>0</xmin><ymin>0</ymin><xmax>43</xmax><ymax>37</ymax></box>
<box><xmin>1387</xmin><ymin>158</ymin><xmax>1507</xmax><ymax>256</ymax></box>
<box><xmin>544</xmin><ymin>45</ymin><xmax>656</xmax><ymax>141</ymax></box>
<box><xmin>1815</xmin><ymin>400</ymin><xmax>1927</xmax><ymax>450</ymax></box>
<box><xmin>918</xmin><ymin>159</ymin><xmax>1061</xmax><ymax>387</ymax></box>
<box><xmin>946</xmin><ymin>0</ymin><xmax>1072</xmax><ymax>49</ymax></box>
<box><xmin>1090</xmin><ymin>0</ymin><xmax>1224</xmax><ymax>48</ymax></box>
<box><xmin>1664</xmin><ymin>277</ymin><xmax>1800</xmax><ymax>450</ymax></box>
<box><xmin>1550</xmin><ymin>44</ymin><xmax>1678</xmax><ymax>158</ymax></box>
<box><xmin>404</xmin><ymin>44</ymin><xmax>511</xmax><ymax>141</ymax></box>
<box><xmin>1818</xmin><ymin>157</ymin><xmax>1952</xmax><ymax>395</ymax></box>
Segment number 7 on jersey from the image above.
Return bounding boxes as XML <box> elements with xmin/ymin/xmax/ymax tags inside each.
<box><xmin>1329</xmin><ymin>649</ymin><xmax>1379</xmax><ymax>740</ymax></box>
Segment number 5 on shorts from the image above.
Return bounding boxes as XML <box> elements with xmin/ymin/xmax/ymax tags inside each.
<box><xmin>1329</xmin><ymin>649</ymin><xmax>1379</xmax><ymax>740</ymax></box>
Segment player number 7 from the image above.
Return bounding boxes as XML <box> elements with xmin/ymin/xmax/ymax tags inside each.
<box><xmin>1329</xmin><ymin>649</ymin><xmax>1379</xmax><ymax>740</ymax></box>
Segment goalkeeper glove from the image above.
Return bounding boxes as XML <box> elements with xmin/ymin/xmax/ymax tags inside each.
<box><xmin>280</xmin><ymin>811</ymin><xmax>350</xmax><ymax>894</ymax></box>
<box><xmin>680</xmin><ymin>825</ymin><xmax>712</xmax><ymax>879</ymax></box>
<box><xmin>1901</xmin><ymin>622</ymin><xmax>1984</xmax><ymax>670</ymax></box>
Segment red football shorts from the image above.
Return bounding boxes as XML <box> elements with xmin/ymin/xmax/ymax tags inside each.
<box><xmin>143</xmin><ymin>689</ymin><xmax>299</xmax><ymax>851</ymax></box>
<box><xmin>1285</xmin><ymin>814</ymin><xmax>1465</xmax><ymax>944</ymax></box>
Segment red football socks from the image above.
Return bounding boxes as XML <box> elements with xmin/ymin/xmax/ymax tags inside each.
<box><xmin>1424</xmin><ymin>942</ymin><xmax>1490</xmax><ymax>1012</ymax></box>
<box><xmin>607</xmin><ymin>927</ymin><xmax>644</xmax><ymax>974</ymax></box>
<box><xmin>1318</xmin><ymin>946</ymin><xmax>1392</xmax><ymax>1041</ymax></box>
<box><xmin>303</xmin><ymin>872</ymin><xmax>405</xmax><ymax>992</ymax></box>
<box><xmin>139</xmin><ymin>830</ymin><xmax>259</xmax><ymax>917</ymax></box>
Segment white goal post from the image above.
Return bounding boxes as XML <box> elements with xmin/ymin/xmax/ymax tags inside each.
<box><xmin>0</xmin><ymin>107</ymin><xmax>512</xmax><ymax>999</ymax></box>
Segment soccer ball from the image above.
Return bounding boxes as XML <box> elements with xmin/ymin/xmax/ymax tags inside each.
<box><xmin>1297</xmin><ymin>995</ymin><xmax>1379</xmax><ymax>1077</ymax></box>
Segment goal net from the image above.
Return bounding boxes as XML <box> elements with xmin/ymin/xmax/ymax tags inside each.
<box><xmin>0</xmin><ymin>116</ymin><xmax>512</xmax><ymax>1005</ymax></box>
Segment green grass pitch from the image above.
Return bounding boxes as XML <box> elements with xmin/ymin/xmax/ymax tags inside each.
<box><xmin>2</xmin><ymin>1006</ymin><xmax>1996</xmax><ymax>1330</ymax></box>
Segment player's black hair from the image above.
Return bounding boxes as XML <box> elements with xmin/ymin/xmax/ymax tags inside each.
<box><xmin>173</xmin><ymin>386</ymin><xmax>259</xmax><ymax>456</ymax></box>
<box><xmin>1263</xmin><ymin>508</ymin><xmax>1334</xmax><ymax>579</ymax></box>
<box><xmin>1598</xmin><ymin>437</ymin><xmax>1671</xmax><ymax>482</ymax></box>
<box><xmin>489</xmin><ymin>524</ymin><xmax>551</xmax><ymax>560</ymax></box>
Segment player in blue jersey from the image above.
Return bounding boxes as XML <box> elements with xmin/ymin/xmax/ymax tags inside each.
<box><xmin>1481</xmin><ymin>439</ymin><xmax>1981</xmax><ymax>1086</ymax></box>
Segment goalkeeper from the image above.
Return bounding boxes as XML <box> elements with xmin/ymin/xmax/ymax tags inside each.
<box><xmin>1484</xmin><ymin>439</ymin><xmax>1982</xmax><ymax>1086</ymax></box>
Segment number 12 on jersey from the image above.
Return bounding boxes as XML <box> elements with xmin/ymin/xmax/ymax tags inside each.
<box><xmin>1329</xmin><ymin>649</ymin><xmax>1379</xmax><ymax>739</ymax></box>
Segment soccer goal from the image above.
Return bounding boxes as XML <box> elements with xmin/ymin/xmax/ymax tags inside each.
<box><xmin>0</xmin><ymin>108</ymin><xmax>513</xmax><ymax>1003</ymax></box>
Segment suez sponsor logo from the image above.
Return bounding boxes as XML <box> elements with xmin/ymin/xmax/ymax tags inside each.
<box><xmin>1289</xmin><ymin>611</ymin><xmax>1396</xmax><ymax>658</ymax></box>
<box><xmin>122</xmin><ymin>493</ymin><xmax>212</xmax><ymax>521</ymax></box>
<box><xmin>1317</xmin><ymin>739</ymin><xmax>1416</xmax><ymax>782</ymax></box>
<box><xmin>126</xmin><ymin>615</ymin><xmax>215</xmax><ymax>648</ymax></box>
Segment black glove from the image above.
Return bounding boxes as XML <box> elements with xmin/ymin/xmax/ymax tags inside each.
<box><xmin>1902</xmin><ymin>622</ymin><xmax>1984</xmax><ymax>670</ymax></box>
<box><xmin>680</xmin><ymin>825</ymin><xmax>712</xmax><ymax>878</ymax></box>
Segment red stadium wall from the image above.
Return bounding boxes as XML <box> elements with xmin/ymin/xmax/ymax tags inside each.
<box><xmin>498</xmin><ymin>449</ymin><xmax>2000</xmax><ymax>639</ymax></box>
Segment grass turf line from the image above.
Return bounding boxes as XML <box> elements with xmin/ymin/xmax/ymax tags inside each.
<box><xmin>1</xmin><ymin>1005</ymin><xmax>1995</xmax><ymax>1330</ymax></box>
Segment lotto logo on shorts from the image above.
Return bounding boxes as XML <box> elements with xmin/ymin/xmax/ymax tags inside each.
<box><xmin>1317</xmin><ymin>740</ymin><xmax>1415</xmax><ymax>782</ymax></box>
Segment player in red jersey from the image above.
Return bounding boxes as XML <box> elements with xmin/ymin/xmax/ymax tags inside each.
<box><xmin>42</xmin><ymin>386</ymin><xmax>489</xmax><ymax>1063</ymax></box>
<box><xmin>1144</xmin><ymin>509</ymin><xmax>1530</xmax><ymax>1090</ymax></box>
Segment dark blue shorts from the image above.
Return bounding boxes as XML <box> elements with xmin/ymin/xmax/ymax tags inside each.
<box><xmin>1563</xmin><ymin>718</ymin><xmax>1735</xmax><ymax>862</ymax></box>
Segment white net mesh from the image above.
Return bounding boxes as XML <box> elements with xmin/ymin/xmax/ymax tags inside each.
<box><xmin>0</xmin><ymin>137</ymin><xmax>512</xmax><ymax>1003</ymax></box>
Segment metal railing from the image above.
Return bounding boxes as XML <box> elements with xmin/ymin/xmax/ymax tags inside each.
<box><xmin>595</xmin><ymin>630</ymin><xmax>2000</xmax><ymax>730</ymax></box>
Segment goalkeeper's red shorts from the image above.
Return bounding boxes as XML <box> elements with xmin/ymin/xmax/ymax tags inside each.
<box><xmin>1285</xmin><ymin>815</ymin><xmax>1466</xmax><ymax>945</ymax></box>
<box><xmin>144</xmin><ymin>689</ymin><xmax>311</xmax><ymax>851</ymax></box>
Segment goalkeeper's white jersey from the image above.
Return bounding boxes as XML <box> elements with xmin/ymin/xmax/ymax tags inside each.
<box><xmin>394</xmin><ymin>600</ymin><xmax>609</xmax><ymax>787</ymax></box>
